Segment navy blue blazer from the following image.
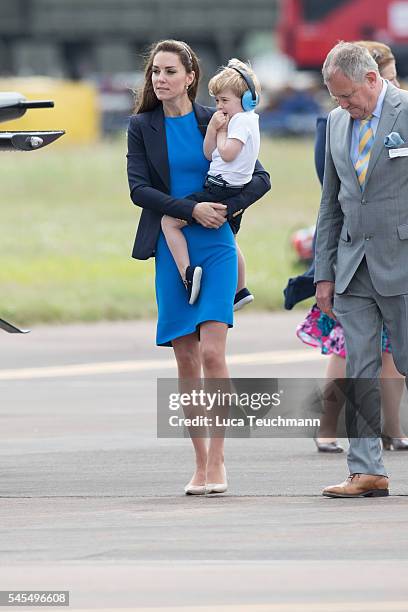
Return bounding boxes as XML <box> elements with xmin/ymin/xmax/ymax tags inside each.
<box><xmin>127</xmin><ymin>102</ymin><xmax>271</xmax><ymax>260</ymax></box>
<box><xmin>283</xmin><ymin>116</ymin><xmax>327</xmax><ymax>309</ymax></box>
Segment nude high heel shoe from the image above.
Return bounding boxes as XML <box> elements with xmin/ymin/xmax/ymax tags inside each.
<box><xmin>184</xmin><ymin>482</ymin><xmax>206</xmax><ymax>495</ymax></box>
<box><xmin>381</xmin><ymin>434</ymin><xmax>408</xmax><ymax>451</ymax></box>
<box><xmin>314</xmin><ymin>437</ymin><xmax>344</xmax><ymax>453</ymax></box>
<box><xmin>205</xmin><ymin>466</ymin><xmax>228</xmax><ymax>494</ymax></box>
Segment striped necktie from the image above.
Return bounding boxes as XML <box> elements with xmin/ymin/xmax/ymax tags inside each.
<box><xmin>354</xmin><ymin>115</ymin><xmax>374</xmax><ymax>189</ymax></box>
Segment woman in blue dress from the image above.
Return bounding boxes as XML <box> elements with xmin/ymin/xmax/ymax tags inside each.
<box><xmin>127</xmin><ymin>40</ymin><xmax>270</xmax><ymax>494</ymax></box>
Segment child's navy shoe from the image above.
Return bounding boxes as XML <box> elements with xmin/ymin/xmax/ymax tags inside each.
<box><xmin>234</xmin><ymin>287</ymin><xmax>254</xmax><ymax>311</ymax></box>
<box><xmin>184</xmin><ymin>266</ymin><xmax>202</xmax><ymax>305</ymax></box>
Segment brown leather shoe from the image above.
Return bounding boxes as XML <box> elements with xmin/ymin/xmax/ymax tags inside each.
<box><xmin>322</xmin><ymin>474</ymin><xmax>389</xmax><ymax>498</ymax></box>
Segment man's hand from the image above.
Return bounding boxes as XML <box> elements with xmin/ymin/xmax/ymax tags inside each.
<box><xmin>192</xmin><ymin>202</ymin><xmax>227</xmax><ymax>228</ymax></box>
<box><xmin>316</xmin><ymin>281</ymin><xmax>336</xmax><ymax>319</ymax></box>
<box><xmin>208</xmin><ymin>111</ymin><xmax>229</xmax><ymax>132</ymax></box>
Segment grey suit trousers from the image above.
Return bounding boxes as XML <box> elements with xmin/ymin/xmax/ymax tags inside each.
<box><xmin>333</xmin><ymin>257</ymin><xmax>408</xmax><ymax>476</ymax></box>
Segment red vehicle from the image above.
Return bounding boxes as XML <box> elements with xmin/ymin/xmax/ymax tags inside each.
<box><xmin>278</xmin><ymin>0</ymin><xmax>408</xmax><ymax>74</ymax></box>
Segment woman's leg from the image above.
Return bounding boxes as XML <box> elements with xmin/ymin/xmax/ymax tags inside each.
<box><xmin>235</xmin><ymin>240</ymin><xmax>246</xmax><ymax>293</ymax></box>
<box><xmin>317</xmin><ymin>353</ymin><xmax>346</xmax><ymax>442</ymax></box>
<box><xmin>380</xmin><ymin>351</ymin><xmax>406</xmax><ymax>438</ymax></box>
<box><xmin>199</xmin><ymin>321</ymin><xmax>230</xmax><ymax>484</ymax></box>
<box><xmin>161</xmin><ymin>215</ymin><xmax>190</xmax><ymax>280</ymax></box>
<box><xmin>172</xmin><ymin>332</ymin><xmax>207</xmax><ymax>486</ymax></box>
<box><xmin>319</xmin><ymin>350</ymin><xmax>406</xmax><ymax>443</ymax></box>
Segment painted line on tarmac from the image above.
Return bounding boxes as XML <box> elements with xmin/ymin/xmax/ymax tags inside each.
<box><xmin>0</xmin><ymin>349</ymin><xmax>324</xmax><ymax>381</ymax></box>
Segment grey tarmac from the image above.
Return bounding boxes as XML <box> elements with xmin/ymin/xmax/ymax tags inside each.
<box><xmin>0</xmin><ymin>312</ymin><xmax>407</xmax><ymax>609</ymax></box>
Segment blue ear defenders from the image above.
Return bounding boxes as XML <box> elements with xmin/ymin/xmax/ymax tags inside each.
<box><xmin>229</xmin><ymin>66</ymin><xmax>259</xmax><ymax>112</ymax></box>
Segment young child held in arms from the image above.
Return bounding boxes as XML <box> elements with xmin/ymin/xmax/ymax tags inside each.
<box><xmin>161</xmin><ymin>58</ymin><xmax>261</xmax><ymax>308</ymax></box>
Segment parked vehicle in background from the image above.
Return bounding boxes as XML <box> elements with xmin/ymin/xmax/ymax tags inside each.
<box><xmin>278</xmin><ymin>0</ymin><xmax>408</xmax><ymax>75</ymax></box>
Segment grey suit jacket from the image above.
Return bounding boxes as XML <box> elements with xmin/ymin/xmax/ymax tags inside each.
<box><xmin>314</xmin><ymin>83</ymin><xmax>408</xmax><ymax>296</ymax></box>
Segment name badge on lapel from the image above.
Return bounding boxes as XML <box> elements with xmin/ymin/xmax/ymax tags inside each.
<box><xmin>389</xmin><ymin>147</ymin><xmax>408</xmax><ymax>159</ymax></box>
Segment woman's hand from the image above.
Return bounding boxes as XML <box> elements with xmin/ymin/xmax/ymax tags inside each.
<box><xmin>192</xmin><ymin>202</ymin><xmax>227</xmax><ymax>228</ymax></box>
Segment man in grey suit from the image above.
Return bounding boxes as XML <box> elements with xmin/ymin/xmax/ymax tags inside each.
<box><xmin>315</xmin><ymin>42</ymin><xmax>408</xmax><ymax>497</ymax></box>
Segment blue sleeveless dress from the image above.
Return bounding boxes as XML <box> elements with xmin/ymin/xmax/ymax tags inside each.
<box><xmin>155</xmin><ymin>111</ymin><xmax>237</xmax><ymax>346</ymax></box>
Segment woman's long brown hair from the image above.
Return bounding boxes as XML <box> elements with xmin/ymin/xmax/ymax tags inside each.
<box><xmin>135</xmin><ymin>39</ymin><xmax>200</xmax><ymax>114</ymax></box>
<box><xmin>355</xmin><ymin>40</ymin><xmax>396</xmax><ymax>74</ymax></box>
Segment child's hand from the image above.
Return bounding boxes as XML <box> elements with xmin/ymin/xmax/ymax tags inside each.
<box><xmin>209</xmin><ymin>111</ymin><xmax>229</xmax><ymax>131</ymax></box>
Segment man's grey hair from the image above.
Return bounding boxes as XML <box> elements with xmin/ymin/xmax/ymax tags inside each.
<box><xmin>322</xmin><ymin>41</ymin><xmax>379</xmax><ymax>83</ymax></box>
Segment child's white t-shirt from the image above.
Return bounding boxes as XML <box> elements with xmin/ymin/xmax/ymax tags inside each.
<box><xmin>208</xmin><ymin>111</ymin><xmax>260</xmax><ymax>186</ymax></box>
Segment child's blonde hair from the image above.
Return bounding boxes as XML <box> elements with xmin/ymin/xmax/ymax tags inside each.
<box><xmin>208</xmin><ymin>58</ymin><xmax>261</xmax><ymax>99</ymax></box>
